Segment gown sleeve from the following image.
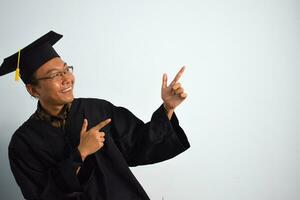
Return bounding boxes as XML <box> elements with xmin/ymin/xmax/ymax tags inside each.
<box><xmin>109</xmin><ymin>103</ymin><xmax>190</xmax><ymax>167</ymax></box>
<box><xmin>9</xmin><ymin>140</ymin><xmax>83</xmax><ymax>200</ymax></box>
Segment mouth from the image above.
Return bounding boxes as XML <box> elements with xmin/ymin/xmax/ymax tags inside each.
<box><xmin>61</xmin><ymin>86</ymin><xmax>73</xmax><ymax>93</ymax></box>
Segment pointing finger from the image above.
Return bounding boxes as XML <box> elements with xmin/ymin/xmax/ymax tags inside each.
<box><xmin>171</xmin><ymin>66</ymin><xmax>185</xmax><ymax>85</ymax></box>
<box><xmin>93</xmin><ymin>118</ymin><xmax>112</xmax><ymax>131</ymax></box>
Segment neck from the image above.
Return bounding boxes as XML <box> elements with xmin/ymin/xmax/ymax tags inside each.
<box><xmin>39</xmin><ymin>101</ymin><xmax>65</xmax><ymax>117</ymax></box>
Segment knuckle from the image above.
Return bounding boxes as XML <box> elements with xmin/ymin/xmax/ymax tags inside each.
<box><xmin>172</xmin><ymin>83</ymin><xmax>181</xmax><ymax>90</ymax></box>
<box><xmin>178</xmin><ymin>88</ymin><xmax>184</xmax><ymax>92</ymax></box>
<box><xmin>99</xmin><ymin>132</ymin><xmax>105</xmax><ymax>137</ymax></box>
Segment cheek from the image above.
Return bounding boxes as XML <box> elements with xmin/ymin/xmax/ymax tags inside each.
<box><xmin>70</xmin><ymin>75</ymin><xmax>75</xmax><ymax>84</ymax></box>
<box><xmin>39</xmin><ymin>83</ymin><xmax>61</xmax><ymax>98</ymax></box>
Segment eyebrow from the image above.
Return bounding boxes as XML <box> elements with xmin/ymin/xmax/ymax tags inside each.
<box><xmin>45</xmin><ymin>63</ymin><xmax>67</xmax><ymax>74</ymax></box>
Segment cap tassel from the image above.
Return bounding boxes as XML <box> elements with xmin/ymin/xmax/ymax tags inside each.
<box><xmin>15</xmin><ymin>49</ymin><xmax>21</xmax><ymax>81</ymax></box>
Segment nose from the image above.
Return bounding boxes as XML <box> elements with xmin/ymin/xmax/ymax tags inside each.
<box><xmin>62</xmin><ymin>73</ymin><xmax>74</xmax><ymax>85</ymax></box>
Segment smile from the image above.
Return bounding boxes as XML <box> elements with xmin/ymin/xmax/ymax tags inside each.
<box><xmin>61</xmin><ymin>86</ymin><xmax>72</xmax><ymax>93</ymax></box>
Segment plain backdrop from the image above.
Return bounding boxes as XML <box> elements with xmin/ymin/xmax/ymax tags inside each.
<box><xmin>0</xmin><ymin>0</ymin><xmax>299</xmax><ymax>199</ymax></box>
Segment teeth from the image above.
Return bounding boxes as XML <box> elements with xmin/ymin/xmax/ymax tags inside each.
<box><xmin>62</xmin><ymin>87</ymin><xmax>72</xmax><ymax>93</ymax></box>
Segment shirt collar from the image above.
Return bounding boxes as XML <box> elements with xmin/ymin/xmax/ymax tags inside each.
<box><xmin>33</xmin><ymin>101</ymin><xmax>72</xmax><ymax>128</ymax></box>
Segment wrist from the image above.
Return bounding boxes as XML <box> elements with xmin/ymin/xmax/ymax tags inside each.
<box><xmin>77</xmin><ymin>147</ymin><xmax>87</xmax><ymax>161</ymax></box>
<box><xmin>163</xmin><ymin>103</ymin><xmax>174</xmax><ymax>112</ymax></box>
<box><xmin>163</xmin><ymin>103</ymin><xmax>174</xmax><ymax>120</ymax></box>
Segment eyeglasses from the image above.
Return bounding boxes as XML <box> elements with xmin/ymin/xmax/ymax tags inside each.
<box><xmin>33</xmin><ymin>66</ymin><xmax>74</xmax><ymax>82</ymax></box>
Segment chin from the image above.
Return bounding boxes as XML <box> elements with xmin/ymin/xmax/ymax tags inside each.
<box><xmin>59</xmin><ymin>94</ymin><xmax>74</xmax><ymax>104</ymax></box>
<box><xmin>64</xmin><ymin>95</ymin><xmax>74</xmax><ymax>103</ymax></box>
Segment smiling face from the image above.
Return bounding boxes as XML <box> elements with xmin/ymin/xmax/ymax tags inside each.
<box><xmin>27</xmin><ymin>57</ymin><xmax>75</xmax><ymax>109</ymax></box>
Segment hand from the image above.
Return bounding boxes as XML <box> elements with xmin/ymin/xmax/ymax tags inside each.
<box><xmin>161</xmin><ymin>66</ymin><xmax>187</xmax><ymax>114</ymax></box>
<box><xmin>77</xmin><ymin>118</ymin><xmax>111</xmax><ymax>161</ymax></box>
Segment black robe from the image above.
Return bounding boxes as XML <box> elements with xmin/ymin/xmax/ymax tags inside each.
<box><xmin>9</xmin><ymin>98</ymin><xmax>190</xmax><ymax>200</ymax></box>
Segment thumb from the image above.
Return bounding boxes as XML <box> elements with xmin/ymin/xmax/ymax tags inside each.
<box><xmin>162</xmin><ymin>73</ymin><xmax>168</xmax><ymax>89</ymax></box>
<box><xmin>80</xmin><ymin>118</ymin><xmax>88</xmax><ymax>137</ymax></box>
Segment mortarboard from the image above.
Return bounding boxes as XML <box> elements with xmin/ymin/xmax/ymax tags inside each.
<box><xmin>0</xmin><ymin>31</ymin><xmax>63</xmax><ymax>84</ymax></box>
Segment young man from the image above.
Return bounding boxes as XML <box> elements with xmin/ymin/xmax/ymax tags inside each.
<box><xmin>0</xmin><ymin>31</ymin><xmax>190</xmax><ymax>200</ymax></box>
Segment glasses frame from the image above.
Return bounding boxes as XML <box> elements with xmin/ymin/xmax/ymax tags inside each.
<box><xmin>32</xmin><ymin>66</ymin><xmax>74</xmax><ymax>82</ymax></box>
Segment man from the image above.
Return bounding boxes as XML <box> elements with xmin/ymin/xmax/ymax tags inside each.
<box><xmin>0</xmin><ymin>31</ymin><xmax>190</xmax><ymax>200</ymax></box>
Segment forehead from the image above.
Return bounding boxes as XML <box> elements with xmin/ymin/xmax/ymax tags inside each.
<box><xmin>35</xmin><ymin>57</ymin><xmax>65</xmax><ymax>75</ymax></box>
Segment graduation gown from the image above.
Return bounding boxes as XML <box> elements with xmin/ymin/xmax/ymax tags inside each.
<box><xmin>8</xmin><ymin>98</ymin><xmax>190</xmax><ymax>200</ymax></box>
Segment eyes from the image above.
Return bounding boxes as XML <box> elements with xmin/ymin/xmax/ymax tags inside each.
<box><xmin>48</xmin><ymin>66</ymin><xmax>73</xmax><ymax>80</ymax></box>
<box><xmin>32</xmin><ymin>66</ymin><xmax>74</xmax><ymax>83</ymax></box>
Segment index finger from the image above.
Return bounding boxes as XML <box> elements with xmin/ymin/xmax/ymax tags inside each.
<box><xmin>93</xmin><ymin>118</ymin><xmax>112</xmax><ymax>131</ymax></box>
<box><xmin>171</xmin><ymin>66</ymin><xmax>185</xmax><ymax>85</ymax></box>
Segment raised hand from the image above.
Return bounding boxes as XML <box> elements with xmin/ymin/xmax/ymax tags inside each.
<box><xmin>161</xmin><ymin>66</ymin><xmax>187</xmax><ymax>114</ymax></box>
<box><xmin>77</xmin><ymin>118</ymin><xmax>111</xmax><ymax>161</ymax></box>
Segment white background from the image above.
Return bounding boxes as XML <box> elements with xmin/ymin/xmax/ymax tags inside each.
<box><xmin>0</xmin><ymin>0</ymin><xmax>299</xmax><ymax>199</ymax></box>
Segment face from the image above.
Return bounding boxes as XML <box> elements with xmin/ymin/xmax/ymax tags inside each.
<box><xmin>28</xmin><ymin>57</ymin><xmax>75</xmax><ymax>107</ymax></box>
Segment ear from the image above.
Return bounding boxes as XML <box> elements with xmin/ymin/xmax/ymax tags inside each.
<box><xmin>26</xmin><ymin>84</ymin><xmax>40</xmax><ymax>98</ymax></box>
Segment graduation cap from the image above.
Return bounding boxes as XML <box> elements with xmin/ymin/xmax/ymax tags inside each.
<box><xmin>0</xmin><ymin>31</ymin><xmax>63</xmax><ymax>84</ymax></box>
